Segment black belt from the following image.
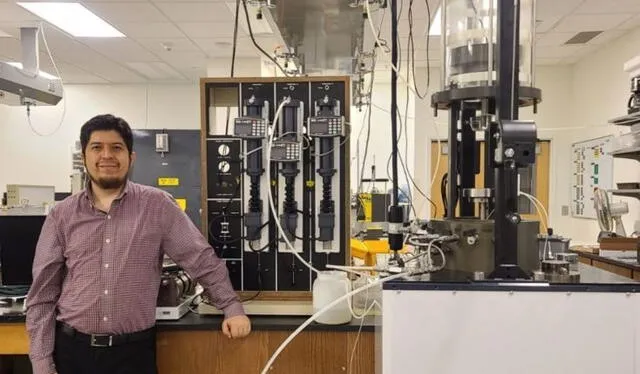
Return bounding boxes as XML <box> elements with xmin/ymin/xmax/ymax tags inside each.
<box><xmin>56</xmin><ymin>322</ymin><xmax>155</xmax><ymax>348</ymax></box>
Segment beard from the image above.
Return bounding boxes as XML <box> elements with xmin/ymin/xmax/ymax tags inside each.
<box><xmin>86</xmin><ymin>166</ymin><xmax>130</xmax><ymax>190</ymax></box>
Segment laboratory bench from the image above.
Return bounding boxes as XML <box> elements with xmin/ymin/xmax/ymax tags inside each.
<box><xmin>0</xmin><ymin>310</ymin><xmax>377</xmax><ymax>374</ymax></box>
<box><xmin>571</xmin><ymin>248</ymin><xmax>640</xmax><ymax>280</ymax></box>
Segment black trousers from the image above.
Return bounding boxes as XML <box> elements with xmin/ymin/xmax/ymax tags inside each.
<box><xmin>53</xmin><ymin>326</ymin><xmax>158</xmax><ymax>374</ymax></box>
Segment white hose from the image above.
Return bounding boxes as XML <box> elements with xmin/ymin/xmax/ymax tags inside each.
<box><xmin>518</xmin><ymin>191</ymin><xmax>549</xmax><ymax>232</ymax></box>
<box><xmin>265</xmin><ymin>98</ymin><xmax>320</xmax><ymax>274</ymax></box>
<box><xmin>364</xmin><ymin>0</ymin><xmax>418</xmax><ymax>96</ymax></box>
<box><xmin>259</xmin><ymin>272</ymin><xmax>408</xmax><ymax>374</ymax></box>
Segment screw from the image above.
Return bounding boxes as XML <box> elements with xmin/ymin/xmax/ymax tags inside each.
<box><xmin>505</xmin><ymin>148</ymin><xmax>515</xmax><ymax>158</ymax></box>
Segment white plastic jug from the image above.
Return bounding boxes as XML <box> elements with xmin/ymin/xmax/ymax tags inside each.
<box><xmin>312</xmin><ymin>271</ymin><xmax>352</xmax><ymax>325</ymax></box>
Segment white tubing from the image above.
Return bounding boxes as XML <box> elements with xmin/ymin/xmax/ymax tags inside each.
<box><xmin>260</xmin><ymin>271</ymin><xmax>408</xmax><ymax>374</ymax></box>
<box><xmin>518</xmin><ymin>191</ymin><xmax>549</xmax><ymax>232</ymax></box>
<box><xmin>265</xmin><ymin>98</ymin><xmax>320</xmax><ymax>275</ymax></box>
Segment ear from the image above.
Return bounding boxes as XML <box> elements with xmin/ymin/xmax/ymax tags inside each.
<box><xmin>130</xmin><ymin>151</ymin><xmax>137</xmax><ymax>166</ymax></box>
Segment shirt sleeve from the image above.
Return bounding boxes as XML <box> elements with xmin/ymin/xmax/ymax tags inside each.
<box><xmin>25</xmin><ymin>210</ymin><xmax>65</xmax><ymax>374</ymax></box>
<box><xmin>160</xmin><ymin>194</ymin><xmax>245</xmax><ymax>319</ymax></box>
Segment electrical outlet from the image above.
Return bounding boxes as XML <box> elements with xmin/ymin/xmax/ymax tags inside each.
<box><xmin>561</xmin><ymin>205</ymin><xmax>569</xmax><ymax>216</ymax></box>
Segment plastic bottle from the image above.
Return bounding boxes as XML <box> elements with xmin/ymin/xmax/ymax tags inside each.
<box><xmin>312</xmin><ymin>271</ymin><xmax>352</xmax><ymax>325</ymax></box>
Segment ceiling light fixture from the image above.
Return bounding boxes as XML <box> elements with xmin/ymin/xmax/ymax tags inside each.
<box><xmin>16</xmin><ymin>2</ymin><xmax>125</xmax><ymax>38</ymax></box>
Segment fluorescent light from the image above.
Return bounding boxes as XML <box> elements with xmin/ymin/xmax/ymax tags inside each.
<box><xmin>16</xmin><ymin>2</ymin><xmax>125</xmax><ymax>38</ymax></box>
<box><xmin>429</xmin><ymin>7</ymin><xmax>441</xmax><ymax>36</ymax></box>
<box><xmin>6</xmin><ymin>62</ymin><xmax>59</xmax><ymax>80</ymax></box>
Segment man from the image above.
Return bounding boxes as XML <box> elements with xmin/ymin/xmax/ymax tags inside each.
<box><xmin>26</xmin><ymin>114</ymin><xmax>251</xmax><ymax>374</ymax></box>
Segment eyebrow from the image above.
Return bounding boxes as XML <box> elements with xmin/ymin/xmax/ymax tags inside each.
<box><xmin>89</xmin><ymin>141</ymin><xmax>125</xmax><ymax>146</ymax></box>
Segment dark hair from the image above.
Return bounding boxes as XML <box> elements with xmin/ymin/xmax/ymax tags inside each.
<box><xmin>80</xmin><ymin>114</ymin><xmax>133</xmax><ymax>155</ymax></box>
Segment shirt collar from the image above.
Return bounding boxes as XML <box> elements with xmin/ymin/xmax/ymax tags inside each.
<box><xmin>83</xmin><ymin>179</ymin><xmax>132</xmax><ymax>205</ymax></box>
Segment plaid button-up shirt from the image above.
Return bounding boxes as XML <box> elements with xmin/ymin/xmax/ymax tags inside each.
<box><xmin>26</xmin><ymin>181</ymin><xmax>243</xmax><ymax>374</ymax></box>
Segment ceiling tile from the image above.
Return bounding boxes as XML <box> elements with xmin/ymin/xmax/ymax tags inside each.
<box><xmin>154</xmin><ymin>3</ymin><xmax>232</xmax><ymax>22</ymax></box>
<box><xmin>176</xmin><ymin>67</ymin><xmax>206</xmax><ymax>82</ymax></box>
<box><xmin>136</xmin><ymin>37</ymin><xmax>201</xmax><ymax>54</ymax></box>
<box><xmin>535</xmin><ymin>0</ymin><xmax>584</xmax><ymax>33</ymax></box>
<box><xmin>574</xmin><ymin>0</ymin><xmax>640</xmax><ymax>14</ymax></box>
<box><xmin>553</xmin><ymin>14</ymin><xmax>634</xmax><ymax>33</ymax></box>
<box><xmin>193</xmin><ymin>35</ymin><xmax>271</xmax><ymax>55</ymax></box>
<box><xmin>48</xmin><ymin>62</ymin><xmax>110</xmax><ymax>84</ymax></box>
<box><xmin>535</xmin><ymin>57</ymin><xmax>564</xmax><ymax>66</ymax></box>
<box><xmin>125</xmin><ymin>62</ymin><xmax>185</xmax><ymax>80</ymax></box>
<box><xmin>177</xmin><ymin>22</ymin><xmax>238</xmax><ymax>38</ymax></box>
<box><xmin>115</xmin><ymin>22</ymin><xmax>185</xmax><ymax>38</ymax></box>
<box><xmin>536</xmin><ymin>45</ymin><xmax>586</xmax><ymax>59</ymax></box>
<box><xmin>83</xmin><ymin>38</ymin><xmax>160</xmax><ymax>62</ymax></box>
<box><xmin>537</xmin><ymin>0</ymin><xmax>584</xmax><ymax>18</ymax></box>
<box><xmin>0</xmin><ymin>36</ymin><xmax>21</xmax><ymax>59</ymax></box>
<box><xmin>0</xmin><ymin>3</ymin><xmax>41</xmax><ymax>22</ymax></box>
<box><xmin>82</xmin><ymin>0</ymin><xmax>149</xmax><ymax>2</ymax></box>
<box><xmin>83</xmin><ymin>3</ymin><xmax>169</xmax><ymax>23</ymax></box>
<box><xmin>617</xmin><ymin>14</ymin><xmax>640</xmax><ymax>30</ymax></box>
<box><xmin>158</xmin><ymin>51</ymin><xmax>208</xmax><ymax>69</ymax></box>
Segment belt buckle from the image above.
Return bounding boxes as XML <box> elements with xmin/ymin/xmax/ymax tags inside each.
<box><xmin>90</xmin><ymin>334</ymin><xmax>113</xmax><ymax>347</ymax></box>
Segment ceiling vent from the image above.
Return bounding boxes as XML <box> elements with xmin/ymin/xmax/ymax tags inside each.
<box><xmin>564</xmin><ymin>31</ymin><xmax>603</xmax><ymax>45</ymax></box>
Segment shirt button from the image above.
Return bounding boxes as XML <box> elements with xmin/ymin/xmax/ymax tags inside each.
<box><xmin>104</xmin><ymin>264</ymin><xmax>109</xmax><ymax>269</ymax></box>
<box><xmin>105</xmin><ymin>238</ymin><xmax>111</xmax><ymax>244</ymax></box>
<box><xmin>107</xmin><ymin>215</ymin><xmax>111</xmax><ymax>220</ymax></box>
<box><xmin>104</xmin><ymin>290</ymin><xmax>109</xmax><ymax>295</ymax></box>
<box><xmin>103</xmin><ymin>316</ymin><xmax>108</xmax><ymax>322</ymax></box>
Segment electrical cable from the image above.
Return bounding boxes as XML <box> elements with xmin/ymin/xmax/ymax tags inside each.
<box><xmin>363</xmin><ymin>0</ymin><xmax>418</xmax><ymax>96</ymax></box>
<box><xmin>27</xmin><ymin>23</ymin><xmax>66</xmax><ymax>137</ymax></box>
<box><xmin>363</xmin><ymin>1</ymin><xmax>443</xmax><ymax>218</ymax></box>
<box><xmin>224</xmin><ymin>0</ymin><xmax>242</xmax><ymax>135</ymax></box>
<box><xmin>260</xmin><ymin>271</ymin><xmax>408</xmax><ymax>374</ymax></box>
<box><xmin>408</xmin><ymin>0</ymin><xmax>432</xmax><ymax>100</ymax></box>
<box><xmin>266</xmin><ymin>99</ymin><xmax>320</xmax><ymax>275</ymax></box>
<box><xmin>348</xmin><ymin>286</ymin><xmax>377</xmax><ymax>374</ymax></box>
<box><xmin>241</xmin><ymin>0</ymin><xmax>290</xmax><ymax>76</ymax></box>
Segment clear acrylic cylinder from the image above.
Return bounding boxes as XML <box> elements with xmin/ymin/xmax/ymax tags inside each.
<box><xmin>441</xmin><ymin>0</ymin><xmax>536</xmax><ymax>90</ymax></box>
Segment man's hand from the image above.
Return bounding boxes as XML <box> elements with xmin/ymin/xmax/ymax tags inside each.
<box><xmin>222</xmin><ymin>315</ymin><xmax>251</xmax><ymax>339</ymax></box>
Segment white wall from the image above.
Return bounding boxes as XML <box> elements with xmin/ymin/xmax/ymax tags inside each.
<box><xmin>349</xmin><ymin>78</ymin><xmax>415</xmax><ymax>197</ymax></box>
<box><xmin>0</xmin><ymin>84</ymin><xmax>199</xmax><ymax>192</ymax></box>
<box><xmin>554</xmin><ymin>28</ymin><xmax>640</xmax><ymax>244</ymax></box>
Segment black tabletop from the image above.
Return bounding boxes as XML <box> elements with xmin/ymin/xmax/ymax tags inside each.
<box><xmin>0</xmin><ymin>309</ymin><xmax>378</xmax><ymax>333</ymax></box>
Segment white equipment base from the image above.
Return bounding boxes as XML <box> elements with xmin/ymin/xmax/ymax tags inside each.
<box><xmin>381</xmin><ymin>286</ymin><xmax>640</xmax><ymax>374</ymax></box>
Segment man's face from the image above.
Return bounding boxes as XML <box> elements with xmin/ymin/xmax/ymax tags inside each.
<box><xmin>83</xmin><ymin>130</ymin><xmax>135</xmax><ymax>190</ymax></box>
